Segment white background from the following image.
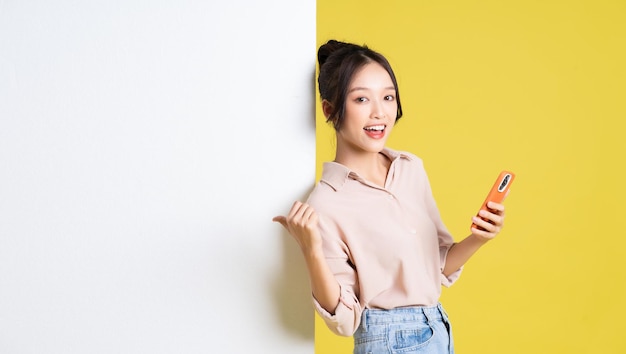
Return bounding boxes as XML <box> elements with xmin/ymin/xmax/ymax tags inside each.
<box><xmin>0</xmin><ymin>1</ymin><xmax>316</xmax><ymax>353</ymax></box>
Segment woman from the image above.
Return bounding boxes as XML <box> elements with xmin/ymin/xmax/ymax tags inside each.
<box><xmin>273</xmin><ymin>40</ymin><xmax>506</xmax><ymax>354</ymax></box>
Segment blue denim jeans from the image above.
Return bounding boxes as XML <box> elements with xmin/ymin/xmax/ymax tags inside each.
<box><xmin>353</xmin><ymin>303</ymin><xmax>454</xmax><ymax>354</ymax></box>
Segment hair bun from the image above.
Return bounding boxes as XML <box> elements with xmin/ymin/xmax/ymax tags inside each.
<box><xmin>318</xmin><ymin>40</ymin><xmax>349</xmax><ymax>68</ymax></box>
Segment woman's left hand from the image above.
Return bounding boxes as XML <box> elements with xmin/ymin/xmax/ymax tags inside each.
<box><xmin>470</xmin><ymin>201</ymin><xmax>506</xmax><ymax>242</ymax></box>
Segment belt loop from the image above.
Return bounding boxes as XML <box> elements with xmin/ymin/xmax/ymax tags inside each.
<box><xmin>437</xmin><ymin>303</ymin><xmax>444</xmax><ymax>318</ymax></box>
<box><xmin>437</xmin><ymin>303</ymin><xmax>448</xmax><ymax>321</ymax></box>
<box><xmin>422</xmin><ymin>306</ymin><xmax>434</xmax><ymax>325</ymax></box>
<box><xmin>360</xmin><ymin>309</ymin><xmax>368</xmax><ymax>332</ymax></box>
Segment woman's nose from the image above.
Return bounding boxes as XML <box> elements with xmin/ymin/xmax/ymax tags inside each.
<box><xmin>370</xmin><ymin>99</ymin><xmax>385</xmax><ymax>119</ymax></box>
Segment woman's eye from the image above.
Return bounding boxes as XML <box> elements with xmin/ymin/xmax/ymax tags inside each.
<box><xmin>356</xmin><ymin>97</ymin><xmax>368</xmax><ymax>103</ymax></box>
<box><xmin>384</xmin><ymin>95</ymin><xmax>395</xmax><ymax>101</ymax></box>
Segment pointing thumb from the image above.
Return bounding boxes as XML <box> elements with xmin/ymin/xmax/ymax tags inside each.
<box><xmin>272</xmin><ymin>215</ymin><xmax>287</xmax><ymax>229</ymax></box>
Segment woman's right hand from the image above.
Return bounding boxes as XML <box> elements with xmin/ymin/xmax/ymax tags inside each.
<box><xmin>273</xmin><ymin>202</ymin><xmax>341</xmax><ymax>315</ymax></box>
<box><xmin>273</xmin><ymin>201</ymin><xmax>323</xmax><ymax>253</ymax></box>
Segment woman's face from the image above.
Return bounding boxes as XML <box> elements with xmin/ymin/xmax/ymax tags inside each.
<box><xmin>336</xmin><ymin>62</ymin><xmax>397</xmax><ymax>157</ymax></box>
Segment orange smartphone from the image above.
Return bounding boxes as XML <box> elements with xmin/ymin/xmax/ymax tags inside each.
<box><xmin>471</xmin><ymin>171</ymin><xmax>515</xmax><ymax>231</ymax></box>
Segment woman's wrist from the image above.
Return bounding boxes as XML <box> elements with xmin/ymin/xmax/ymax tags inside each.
<box><xmin>301</xmin><ymin>244</ymin><xmax>325</xmax><ymax>262</ymax></box>
<box><xmin>469</xmin><ymin>232</ymin><xmax>491</xmax><ymax>244</ymax></box>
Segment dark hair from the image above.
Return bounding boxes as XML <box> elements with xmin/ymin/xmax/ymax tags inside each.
<box><xmin>317</xmin><ymin>40</ymin><xmax>403</xmax><ymax>130</ymax></box>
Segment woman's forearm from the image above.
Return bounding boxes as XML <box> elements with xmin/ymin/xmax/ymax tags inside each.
<box><xmin>302</xmin><ymin>247</ymin><xmax>341</xmax><ymax>315</ymax></box>
<box><xmin>443</xmin><ymin>234</ymin><xmax>488</xmax><ymax>277</ymax></box>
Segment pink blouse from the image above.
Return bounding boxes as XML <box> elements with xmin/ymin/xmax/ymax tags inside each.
<box><xmin>306</xmin><ymin>148</ymin><xmax>462</xmax><ymax>336</ymax></box>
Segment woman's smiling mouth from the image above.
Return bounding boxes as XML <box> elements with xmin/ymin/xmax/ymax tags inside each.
<box><xmin>363</xmin><ymin>124</ymin><xmax>386</xmax><ymax>138</ymax></box>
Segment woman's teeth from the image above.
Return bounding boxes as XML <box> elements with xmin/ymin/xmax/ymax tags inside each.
<box><xmin>364</xmin><ymin>125</ymin><xmax>385</xmax><ymax>131</ymax></box>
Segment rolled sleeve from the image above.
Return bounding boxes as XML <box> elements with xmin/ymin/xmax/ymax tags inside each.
<box><xmin>312</xmin><ymin>284</ymin><xmax>362</xmax><ymax>336</ymax></box>
<box><xmin>439</xmin><ymin>244</ymin><xmax>463</xmax><ymax>287</ymax></box>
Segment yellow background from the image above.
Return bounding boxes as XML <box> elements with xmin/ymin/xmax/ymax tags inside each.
<box><xmin>315</xmin><ymin>1</ymin><xmax>626</xmax><ymax>353</ymax></box>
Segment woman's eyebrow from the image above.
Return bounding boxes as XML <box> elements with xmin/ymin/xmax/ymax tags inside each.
<box><xmin>348</xmin><ymin>86</ymin><xmax>395</xmax><ymax>93</ymax></box>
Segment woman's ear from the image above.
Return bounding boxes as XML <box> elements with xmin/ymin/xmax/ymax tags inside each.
<box><xmin>321</xmin><ymin>99</ymin><xmax>333</xmax><ymax>119</ymax></box>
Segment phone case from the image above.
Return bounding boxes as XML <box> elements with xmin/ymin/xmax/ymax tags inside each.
<box><xmin>471</xmin><ymin>170</ymin><xmax>515</xmax><ymax>231</ymax></box>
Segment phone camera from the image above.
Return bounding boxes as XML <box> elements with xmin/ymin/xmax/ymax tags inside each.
<box><xmin>498</xmin><ymin>174</ymin><xmax>510</xmax><ymax>192</ymax></box>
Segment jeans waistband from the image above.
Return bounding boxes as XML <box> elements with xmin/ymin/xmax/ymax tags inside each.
<box><xmin>360</xmin><ymin>303</ymin><xmax>446</xmax><ymax>332</ymax></box>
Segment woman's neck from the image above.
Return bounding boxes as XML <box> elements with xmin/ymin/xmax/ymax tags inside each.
<box><xmin>334</xmin><ymin>148</ymin><xmax>391</xmax><ymax>187</ymax></box>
